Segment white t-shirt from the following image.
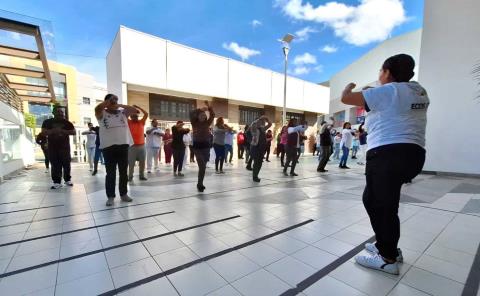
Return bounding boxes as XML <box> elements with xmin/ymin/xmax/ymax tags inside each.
<box><xmin>146</xmin><ymin>127</ymin><xmax>164</xmax><ymax>148</ymax></box>
<box><xmin>362</xmin><ymin>81</ymin><xmax>429</xmax><ymax>151</ymax></box>
<box><xmin>85</xmin><ymin>133</ymin><xmax>96</xmax><ymax>148</ymax></box>
<box><xmin>183</xmin><ymin>133</ymin><xmax>192</xmax><ymax>146</ymax></box>
<box><xmin>98</xmin><ymin>109</ymin><xmax>133</xmax><ymax>149</ymax></box>
<box><xmin>340</xmin><ymin>129</ymin><xmax>353</xmax><ymax>148</ymax></box>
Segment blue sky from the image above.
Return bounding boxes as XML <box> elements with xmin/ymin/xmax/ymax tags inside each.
<box><xmin>0</xmin><ymin>0</ymin><xmax>423</xmax><ymax>84</ymax></box>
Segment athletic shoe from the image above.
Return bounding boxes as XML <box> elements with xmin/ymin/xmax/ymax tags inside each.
<box><xmin>197</xmin><ymin>184</ymin><xmax>206</xmax><ymax>192</ymax></box>
<box><xmin>365</xmin><ymin>243</ymin><xmax>404</xmax><ymax>263</ymax></box>
<box><xmin>290</xmin><ymin>172</ymin><xmax>298</xmax><ymax>177</ymax></box>
<box><xmin>219</xmin><ymin>170</ymin><xmax>225</xmax><ymax>174</ymax></box>
<box><xmin>92</xmin><ymin>170</ymin><xmax>97</xmax><ymax>176</ymax></box>
<box><xmin>45</xmin><ymin>168</ymin><xmax>49</xmax><ymax>173</ymax></box>
<box><xmin>65</xmin><ymin>181</ymin><xmax>74</xmax><ymax>187</ymax></box>
<box><xmin>147</xmin><ymin>171</ymin><xmax>151</xmax><ymax>174</ymax></box>
<box><xmin>177</xmin><ymin>173</ymin><xmax>184</xmax><ymax>177</ymax></box>
<box><xmin>139</xmin><ymin>176</ymin><xmax>148</xmax><ymax>181</ymax></box>
<box><xmin>283</xmin><ymin>171</ymin><xmax>289</xmax><ymax>176</ymax></box>
<box><xmin>106</xmin><ymin>198</ymin><xmax>114</xmax><ymax>206</ymax></box>
<box><xmin>253</xmin><ymin>177</ymin><xmax>261</xmax><ymax>183</ymax></box>
<box><xmin>246</xmin><ymin>166</ymin><xmax>253</xmax><ymax>171</ymax></box>
<box><xmin>355</xmin><ymin>253</ymin><xmax>399</xmax><ymax>275</ymax></box>
<box><xmin>120</xmin><ymin>194</ymin><xmax>133</xmax><ymax>202</ymax></box>
<box><xmin>51</xmin><ymin>183</ymin><xmax>62</xmax><ymax>189</ymax></box>
<box><xmin>215</xmin><ymin>171</ymin><xmax>221</xmax><ymax>174</ymax></box>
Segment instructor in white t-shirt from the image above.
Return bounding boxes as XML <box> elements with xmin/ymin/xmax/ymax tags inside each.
<box><xmin>95</xmin><ymin>94</ymin><xmax>139</xmax><ymax>207</ymax></box>
<box><xmin>340</xmin><ymin>54</ymin><xmax>429</xmax><ymax>275</ymax></box>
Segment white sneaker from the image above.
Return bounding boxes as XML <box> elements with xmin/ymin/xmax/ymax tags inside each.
<box><xmin>355</xmin><ymin>253</ymin><xmax>399</xmax><ymax>275</ymax></box>
<box><xmin>65</xmin><ymin>181</ymin><xmax>74</xmax><ymax>187</ymax></box>
<box><xmin>51</xmin><ymin>183</ymin><xmax>62</xmax><ymax>189</ymax></box>
<box><xmin>365</xmin><ymin>243</ymin><xmax>403</xmax><ymax>263</ymax></box>
<box><xmin>45</xmin><ymin>168</ymin><xmax>49</xmax><ymax>173</ymax></box>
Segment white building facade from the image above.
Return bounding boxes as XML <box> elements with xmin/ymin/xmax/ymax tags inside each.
<box><xmin>106</xmin><ymin>26</ymin><xmax>330</xmax><ymax>150</ymax></box>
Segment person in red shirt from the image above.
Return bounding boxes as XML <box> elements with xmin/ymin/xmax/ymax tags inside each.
<box><xmin>237</xmin><ymin>130</ymin><xmax>245</xmax><ymax>159</ymax></box>
<box><xmin>163</xmin><ymin>129</ymin><xmax>173</xmax><ymax>165</ymax></box>
<box><xmin>128</xmin><ymin>105</ymin><xmax>148</xmax><ymax>181</ymax></box>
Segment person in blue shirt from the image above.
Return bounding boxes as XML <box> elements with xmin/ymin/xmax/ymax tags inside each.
<box><xmin>340</xmin><ymin>54</ymin><xmax>429</xmax><ymax>275</ymax></box>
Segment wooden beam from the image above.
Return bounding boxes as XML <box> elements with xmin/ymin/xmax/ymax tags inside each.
<box><xmin>34</xmin><ymin>29</ymin><xmax>56</xmax><ymax>102</ymax></box>
<box><xmin>19</xmin><ymin>95</ymin><xmax>51</xmax><ymax>103</ymax></box>
<box><xmin>0</xmin><ymin>17</ymin><xmax>37</xmax><ymax>36</ymax></box>
<box><xmin>9</xmin><ymin>82</ymin><xmax>49</xmax><ymax>92</ymax></box>
<box><xmin>0</xmin><ymin>45</ymin><xmax>40</xmax><ymax>60</ymax></box>
<box><xmin>0</xmin><ymin>65</ymin><xmax>45</xmax><ymax>78</ymax></box>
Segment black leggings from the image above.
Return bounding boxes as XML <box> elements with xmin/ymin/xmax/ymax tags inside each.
<box><xmin>173</xmin><ymin>148</ymin><xmax>185</xmax><ymax>173</ymax></box>
<box><xmin>193</xmin><ymin>147</ymin><xmax>210</xmax><ymax>186</ymax></box>
<box><xmin>41</xmin><ymin>148</ymin><xmax>49</xmax><ymax>169</ymax></box>
<box><xmin>363</xmin><ymin>144</ymin><xmax>425</xmax><ymax>261</ymax></box>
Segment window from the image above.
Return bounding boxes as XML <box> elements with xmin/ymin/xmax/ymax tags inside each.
<box><xmin>28</xmin><ymin>103</ymin><xmax>52</xmax><ymax>127</ymax></box>
<box><xmin>82</xmin><ymin>97</ymin><xmax>91</xmax><ymax>105</ymax></box>
<box><xmin>239</xmin><ymin>106</ymin><xmax>263</xmax><ymax>125</ymax></box>
<box><xmin>286</xmin><ymin>112</ymin><xmax>305</xmax><ymax>123</ymax></box>
<box><xmin>0</xmin><ymin>118</ymin><xmax>22</xmax><ymax>162</ymax></box>
<box><xmin>149</xmin><ymin>94</ymin><xmax>196</xmax><ymax>121</ymax></box>
<box><xmin>83</xmin><ymin>117</ymin><xmax>91</xmax><ymax>125</ymax></box>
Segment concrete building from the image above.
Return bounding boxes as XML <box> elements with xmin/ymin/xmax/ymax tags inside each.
<box><xmin>106</xmin><ymin>26</ymin><xmax>330</xmax><ymax>152</ymax></box>
<box><xmin>418</xmin><ymin>0</ymin><xmax>480</xmax><ymax>175</ymax></box>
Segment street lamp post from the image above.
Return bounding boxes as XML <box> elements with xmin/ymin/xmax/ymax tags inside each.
<box><xmin>279</xmin><ymin>34</ymin><xmax>294</xmax><ymax>127</ymax></box>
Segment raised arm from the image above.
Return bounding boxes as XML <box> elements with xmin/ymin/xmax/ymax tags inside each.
<box><xmin>133</xmin><ymin>105</ymin><xmax>149</xmax><ymax>123</ymax></box>
<box><xmin>205</xmin><ymin>101</ymin><xmax>215</xmax><ymax>125</ymax></box>
<box><xmin>341</xmin><ymin>83</ymin><xmax>365</xmax><ymax>107</ymax></box>
<box><xmin>95</xmin><ymin>101</ymin><xmax>109</xmax><ymax>120</ymax></box>
<box><xmin>118</xmin><ymin>104</ymin><xmax>140</xmax><ymax>117</ymax></box>
<box><xmin>264</xmin><ymin>117</ymin><xmax>272</xmax><ymax>130</ymax></box>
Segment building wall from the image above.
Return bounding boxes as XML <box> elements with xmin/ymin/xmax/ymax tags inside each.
<box><xmin>419</xmin><ymin>0</ymin><xmax>480</xmax><ymax>174</ymax></box>
<box><xmin>108</xmin><ymin>26</ymin><xmax>330</xmax><ymax>114</ymax></box>
<box><xmin>106</xmin><ymin>32</ymin><xmax>125</xmax><ymax>104</ymax></box>
<box><xmin>0</xmin><ymin>101</ymin><xmax>35</xmax><ymax>179</ymax></box>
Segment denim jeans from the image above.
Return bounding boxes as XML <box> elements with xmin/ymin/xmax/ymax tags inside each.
<box><xmin>339</xmin><ymin>145</ymin><xmax>350</xmax><ymax>167</ymax></box>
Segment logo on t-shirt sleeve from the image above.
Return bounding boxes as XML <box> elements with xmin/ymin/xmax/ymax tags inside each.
<box><xmin>411</xmin><ymin>103</ymin><xmax>429</xmax><ymax>110</ymax></box>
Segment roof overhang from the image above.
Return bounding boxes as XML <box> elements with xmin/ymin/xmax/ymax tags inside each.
<box><xmin>0</xmin><ymin>17</ymin><xmax>56</xmax><ymax>105</ymax></box>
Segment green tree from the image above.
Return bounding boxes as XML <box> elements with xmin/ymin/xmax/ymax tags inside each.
<box><xmin>24</xmin><ymin>113</ymin><xmax>36</xmax><ymax>129</ymax></box>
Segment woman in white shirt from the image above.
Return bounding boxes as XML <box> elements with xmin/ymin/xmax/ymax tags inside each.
<box><xmin>339</xmin><ymin>122</ymin><xmax>353</xmax><ymax>169</ymax></box>
<box><xmin>95</xmin><ymin>94</ymin><xmax>139</xmax><ymax>207</ymax></box>
<box><xmin>81</xmin><ymin>122</ymin><xmax>97</xmax><ymax>171</ymax></box>
<box><xmin>340</xmin><ymin>54</ymin><xmax>428</xmax><ymax>275</ymax></box>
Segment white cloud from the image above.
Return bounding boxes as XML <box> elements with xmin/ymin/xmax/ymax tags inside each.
<box><xmin>251</xmin><ymin>20</ymin><xmax>262</xmax><ymax>28</ymax></box>
<box><xmin>9</xmin><ymin>32</ymin><xmax>21</xmax><ymax>40</ymax></box>
<box><xmin>293</xmin><ymin>52</ymin><xmax>317</xmax><ymax>66</ymax></box>
<box><xmin>43</xmin><ymin>31</ymin><xmax>55</xmax><ymax>38</ymax></box>
<box><xmin>321</xmin><ymin>45</ymin><xmax>338</xmax><ymax>53</ymax></box>
<box><xmin>277</xmin><ymin>0</ymin><xmax>407</xmax><ymax>46</ymax></box>
<box><xmin>291</xmin><ymin>52</ymin><xmax>319</xmax><ymax>76</ymax></box>
<box><xmin>293</xmin><ymin>66</ymin><xmax>310</xmax><ymax>75</ymax></box>
<box><xmin>222</xmin><ymin>42</ymin><xmax>261</xmax><ymax>61</ymax></box>
<box><xmin>314</xmin><ymin>65</ymin><xmax>324</xmax><ymax>73</ymax></box>
<box><xmin>294</xmin><ymin>26</ymin><xmax>318</xmax><ymax>42</ymax></box>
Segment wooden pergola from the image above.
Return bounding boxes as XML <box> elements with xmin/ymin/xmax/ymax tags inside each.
<box><xmin>0</xmin><ymin>17</ymin><xmax>56</xmax><ymax>105</ymax></box>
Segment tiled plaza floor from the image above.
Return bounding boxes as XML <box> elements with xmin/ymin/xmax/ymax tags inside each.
<box><xmin>0</xmin><ymin>155</ymin><xmax>479</xmax><ymax>296</ymax></box>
